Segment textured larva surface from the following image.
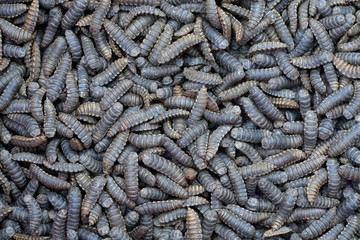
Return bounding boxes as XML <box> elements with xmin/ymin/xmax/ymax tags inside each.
<box><xmin>0</xmin><ymin>0</ymin><xmax>359</xmax><ymax>238</ymax></box>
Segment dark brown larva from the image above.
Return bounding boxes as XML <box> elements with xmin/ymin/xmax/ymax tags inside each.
<box><xmin>141</xmin><ymin>153</ymin><xmax>188</xmax><ymax>187</ymax></box>
<box><xmin>29</xmin><ymin>164</ymin><xmax>71</xmax><ymax>190</ymax></box>
<box><xmin>59</xmin><ymin>113</ymin><xmax>91</xmax><ymax>148</ymax></box>
<box><xmin>333</xmin><ymin>56</ymin><xmax>360</xmax><ymax>79</ymax></box>
<box><xmin>157</xmin><ymin>33</ymin><xmax>202</xmax><ymax>64</ymax></box>
<box><xmin>104</xmin><ymin>19</ymin><xmax>140</xmax><ymax>57</ymax></box>
<box><xmin>0</xmin><ymin>0</ymin><xmax>359</xmax><ymax>237</ymax></box>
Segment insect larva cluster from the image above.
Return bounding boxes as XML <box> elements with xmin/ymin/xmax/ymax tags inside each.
<box><xmin>1</xmin><ymin>0</ymin><xmax>360</xmax><ymax>239</ymax></box>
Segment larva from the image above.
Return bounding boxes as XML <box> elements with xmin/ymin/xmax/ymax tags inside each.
<box><xmin>217</xmin><ymin>209</ymin><xmax>256</xmax><ymax>238</ymax></box>
<box><xmin>177</xmin><ymin>119</ymin><xmax>208</xmax><ymax>148</ymax></box>
<box><xmin>141</xmin><ymin>153</ymin><xmax>188</xmax><ymax>187</ymax></box>
<box><xmin>303</xmin><ymin>110</ymin><xmax>318</xmax><ymax>154</ymax></box>
<box><xmin>103</xmin><ymin>19</ymin><xmax>140</xmax><ymax>57</ymax></box>
<box><xmin>58</xmin><ymin>112</ymin><xmax>92</xmax><ymax>148</ymax></box>
<box><xmin>157</xmin><ymin>34</ymin><xmax>202</xmax><ymax>64</ymax></box>
<box><xmin>300</xmin><ymin>207</ymin><xmax>336</xmax><ymax>239</ymax></box>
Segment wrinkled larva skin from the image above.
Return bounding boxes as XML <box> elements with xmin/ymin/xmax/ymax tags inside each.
<box><xmin>1</xmin><ymin>0</ymin><xmax>360</xmax><ymax>238</ymax></box>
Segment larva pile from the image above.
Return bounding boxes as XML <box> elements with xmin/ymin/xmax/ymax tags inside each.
<box><xmin>0</xmin><ymin>0</ymin><xmax>360</xmax><ymax>239</ymax></box>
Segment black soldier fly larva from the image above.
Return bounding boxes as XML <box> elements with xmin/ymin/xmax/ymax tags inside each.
<box><xmin>0</xmin><ymin>0</ymin><xmax>359</xmax><ymax>238</ymax></box>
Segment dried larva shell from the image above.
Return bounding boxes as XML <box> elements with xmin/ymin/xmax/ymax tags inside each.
<box><xmin>273</xmin><ymin>49</ymin><xmax>300</xmax><ymax>81</ymax></box>
<box><xmin>66</xmin><ymin>187</ymin><xmax>82</xmax><ymax>232</ymax></box>
<box><xmin>309</xmin><ymin>18</ymin><xmax>334</xmax><ymax>52</ymax></box>
<box><xmin>0</xmin><ymin>18</ymin><xmax>32</xmax><ymax>43</ymax></box>
<box><xmin>0</xmin><ymin>4</ymin><xmax>27</xmax><ymax>18</ymax></box>
<box><xmin>286</xmin><ymin>207</ymin><xmax>327</xmax><ymax>223</ymax></box>
<box><xmin>92</xmin><ymin>102</ymin><xmax>123</xmax><ymax>144</ymax></box>
<box><xmin>10</xmin><ymin>135</ymin><xmax>47</xmax><ymax>148</ymax></box>
<box><xmin>333</xmin><ymin>56</ymin><xmax>360</xmax><ymax>79</ymax></box>
<box><xmin>43</xmin><ymin>37</ymin><xmax>67</xmax><ymax>77</ymax></box>
<box><xmin>81</xmin><ymin>175</ymin><xmax>107</xmax><ymax>222</ymax></box>
<box><xmin>29</xmin><ymin>87</ymin><xmax>45</xmax><ymax>123</ymax></box>
<box><xmin>2</xmin><ymin>99</ymin><xmax>30</xmax><ymax>114</ymax></box>
<box><xmin>100</xmin><ymin>79</ymin><xmax>133</xmax><ymax>111</ymax></box>
<box><xmin>257</xmin><ymin>177</ymin><xmax>283</xmax><ymax>206</ymax></box>
<box><xmin>291</xmin><ymin>50</ymin><xmax>334</xmax><ymax>69</ymax></box>
<box><xmin>217</xmin><ymin>81</ymin><xmax>257</xmax><ymax>102</ymax></box>
<box><xmin>234</xmin><ymin>141</ymin><xmax>262</xmax><ymax>164</ymax></box>
<box><xmin>43</xmin><ymin>99</ymin><xmax>56</xmax><ymax>138</ymax></box>
<box><xmin>93</xmin><ymin>58</ymin><xmax>128</xmax><ymax>86</ymax></box>
<box><xmin>328</xmin><ymin>123</ymin><xmax>360</xmax><ymax>157</ymax></box>
<box><xmin>303</xmin><ymin>110</ymin><xmax>318</xmax><ymax>154</ymax></box>
<box><xmin>135</xmin><ymin>200</ymin><xmax>185</xmax><ymax>215</ymax></box>
<box><xmin>318</xmin><ymin>223</ymin><xmax>344</xmax><ymax>240</ymax></box>
<box><xmin>128</xmin><ymin>133</ymin><xmax>164</xmax><ymax>148</ymax></box>
<box><xmin>140</xmin><ymin>187</ymin><xmax>168</xmax><ymax>201</ymax></box>
<box><xmin>0</xmin><ymin>75</ymin><xmax>21</xmax><ymax>112</ymax></box>
<box><xmin>271</xmin><ymin>188</ymin><xmax>297</xmax><ymax>231</ymax></box>
<box><xmin>76</xmin><ymin>102</ymin><xmax>103</xmax><ymax>118</ymax></box>
<box><xmin>186</xmin><ymin>208</ymin><xmax>202</xmax><ymax>239</ymax></box>
<box><xmin>103</xmin><ymin>19</ymin><xmax>140</xmax><ymax>57</ymax></box>
<box><xmin>217</xmin><ymin>208</ymin><xmax>255</xmax><ymax>238</ymax></box>
<box><xmin>251</xmin><ymin>53</ymin><xmax>277</xmax><ymax>68</ymax></box>
<box><xmin>164</xmin><ymin>96</ymin><xmax>195</xmax><ymax>110</ymax></box>
<box><xmin>202</xmin><ymin>19</ymin><xmax>229</xmax><ymax>50</ymax></box>
<box><xmin>324</xmin><ymin>159</ymin><xmax>340</xmax><ymax>199</ymax></box>
<box><xmin>123</xmin><ymin>6</ymin><xmax>165</xmax><ymax>29</ymax></box>
<box><xmin>61</xmin><ymin>0</ymin><xmax>88</xmax><ymax>30</ymax></box>
<box><xmin>335</xmin><ymin>52</ymin><xmax>360</xmax><ymax>65</ymax></box>
<box><xmin>261</xmin><ymin>134</ymin><xmax>303</xmax><ymax>149</ymax></box>
<box><xmin>226</xmin><ymin>204</ymin><xmax>270</xmax><ymax>224</ymax></box>
<box><xmin>250</xmin><ymin>86</ymin><xmax>286</xmax><ymax>121</ymax></box>
<box><xmin>123</xmin><ymin>152</ymin><xmax>139</xmax><ymax>203</ymax></box>
<box><xmin>214</xmin><ymin>223</ymin><xmax>241</xmax><ymax>240</ymax></box>
<box><xmin>117</xmin><ymin>104</ymin><xmax>164</xmax><ymax>132</ymax></box>
<box><xmin>156</xmin><ymin>173</ymin><xmax>188</xmax><ymax>199</ymax></box>
<box><xmin>300</xmin><ymin>207</ymin><xmax>336</xmax><ymax>239</ymax></box>
<box><xmin>337</xmin><ymin>215</ymin><xmax>359</xmax><ymax>240</ymax></box>
<box><xmin>88</xmin><ymin>0</ymin><xmax>110</xmax><ymax>34</ymax></box>
<box><xmin>187</xmin><ymin>86</ymin><xmax>208</xmax><ymax>125</ymax></box>
<box><xmin>7</xmin><ymin>114</ymin><xmax>40</xmax><ymax>137</ymax></box>
<box><xmin>2</xmin><ymin>44</ymin><xmax>25</xmax><ymax>58</ymax></box>
<box><xmin>247</xmin><ymin>0</ymin><xmax>265</xmax><ymax>29</ymax></box>
<box><xmin>141</xmin><ymin>153</ymin><xmax>188</xmax><ymax>187</ymax></box>
<box><xmin>139</xmin><ymin>20</ymin><xmax>165</xmax><ymax>58</ymax></box>
<box><xmin>306</xmin><ymin>168</ymin><xmax>327</xmax><ymax>204</ymax></box>
<box><xmin>58</xmin><ymin>112</ymin><xmax>92</xmax><ymax>148</ymax></box>
<box><xmin>0</xmin><ymin>150</ymin><xmax>26</xmax><ymax>189</ymax></box>
<box><xmin>23</xmin><ymin>195</ymin><xmax>41</xmax><ymax>234</ymax></box>
<box><xmin>43</xmin><ymin>160</ymin><xmax>85</xmax><ymax>173</ymax></box>
<box><xmin>46</xmin><ymin>52</ymin><xmax>72</xmax><ymax>102</ymax></box>
<box><xmin>288</xmin><ymin>0</ymin><xmax>304</xmax><ymax>35</ymax></box>
<box><xmin>63</xmin><ymin>71</ymin><xmax>79</xmax><ymax>113</ymax></box>
<box><xmin>106</xmin><ymin>177</ymin><xmax>135</xmax><ymax>210</ymax></box>
<box><xmin>160</xmin><ymin>1</ymin><xmax>194</xmax><ymax>23</ymax></box>
<box><xmin>177</xmin><ymin>119</ymin><xmax>208</xmax><ymax>148</ymax></box>
<box><xmin>157</xmin><ymin>34</ymin><xmax>201</xmax><ymax>64</ymax></box>
<box><xmin>0</xmin><ymin>170</ymin><xmax>11</xmax><ymax>196</ymax></box>
<box><xmin>264</xmin><ymin>149</ymin><xmax>306</xmax><ymax>170</ymax></box>
<box><xmin>248</xmin><ymin>41</ymin><xmax>288</xmax><ymax>57</ymax></box>
<box><xmin>285</xmin><ymin>154</ymin><xmax>327</xmax><ymax>181</ymax></box>
<box><xmin>319</xmin><ymin>118</ymin><xmax>335</xmax><ymax>140</ymax></box>
<box><xmin>269</xmin><ymin>97</ymin><xmax>300</xmax><ymax>109</ymax></box>
<box><xmin>102</xmin><ymin>129</ymin><xmax>129</xmax><ymax>174</ymax></box>
<box><xmin>29</xmin><ymin>164</ymin><xmax>70</xmax><ymax>190</ymax></box>
<box><xmin>174</xmin><ymin>22</ymin><xmax>195</xmax><ymax>37</ymax></box>
<box><xmin>150</xmin><ymin>109</ymin><xmax>190</xmax><ymax>124</ymax></box>
<box><xmin>12</xmin><ymin>152</ymin><xmax>44</xmax><ymax>165</ymax></box>
<box><xmin>161</xmin><ymin>137</ymin><xmax>194</xmax><ymax>167</ymax></box>
<box><xmin>240</xmin><ymin>98</ymin><xmax>272</xmax><ymax>130</ymax></box>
